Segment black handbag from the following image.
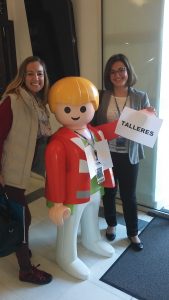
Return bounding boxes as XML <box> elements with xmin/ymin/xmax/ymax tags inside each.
<box><xmin>0</xmin><ymin>187</ymin><xmax>24</xmax><ymax>257</ymax></box>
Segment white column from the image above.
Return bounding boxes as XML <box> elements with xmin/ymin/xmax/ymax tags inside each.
<box><xmin>72</xmin><ymin>0</ymin><xmax>102</xmax><ymax>89</ymax></box>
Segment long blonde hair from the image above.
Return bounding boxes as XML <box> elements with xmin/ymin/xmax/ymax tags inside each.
<box><xmin>3</xmin><ymin>56</ymin><xmax>49</xmax><ymax>105</ymax></box>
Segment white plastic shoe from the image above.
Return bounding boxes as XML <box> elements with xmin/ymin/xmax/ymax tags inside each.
<box><xmin>81</xmin><ymin>239</ymin><xmax>115</xmax><ymax>257</ymax></box>
<box><xmin>56</xmin><ymin>257</ymin><xmax>90</xmax><ymax>280</ymax></box>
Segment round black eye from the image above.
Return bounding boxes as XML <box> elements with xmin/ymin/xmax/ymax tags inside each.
<box><xmin>80</xmin><ymin>106</ymin><xmax>86</xmax><ymax>113</ymax></box>
<box><xmin>64</xmin><ymin>106</ymin><xmax>71</xmax><ymax>113</ymax></box>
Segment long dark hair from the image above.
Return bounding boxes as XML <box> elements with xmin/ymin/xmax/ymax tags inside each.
<box><xmin>104</xmin><ymin>53</ymin><xmax>137</xmax><ymax>91</ymax></box>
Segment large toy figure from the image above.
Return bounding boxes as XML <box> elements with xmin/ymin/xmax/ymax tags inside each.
<box><xmin>45</xmin><ymin>77</ymin><xmax>118</xmax><ymax>280</ymax></box>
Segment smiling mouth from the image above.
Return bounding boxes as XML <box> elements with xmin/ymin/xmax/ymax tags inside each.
<box><xmin>71</xmin><ymin>117</ymin><xmax>80</xmax><ymax>120</ymax></box>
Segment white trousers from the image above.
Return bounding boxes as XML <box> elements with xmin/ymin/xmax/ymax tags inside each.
<box><xmin>55</xmin><ymin>191</ymin><xmax>114</xmax><ymax>280</ymax></box>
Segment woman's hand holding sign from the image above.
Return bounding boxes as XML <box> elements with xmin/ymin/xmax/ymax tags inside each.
<box><xmin>141</xmin><ymin>106</ymin><xmax>157</xmax><ymax>116</ymax></box>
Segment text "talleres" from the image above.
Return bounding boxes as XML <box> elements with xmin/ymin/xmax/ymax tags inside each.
<box><xmin>121</xmin><ymin>120</ymin><xmax>154</xmax><ymax>136</ymax></box>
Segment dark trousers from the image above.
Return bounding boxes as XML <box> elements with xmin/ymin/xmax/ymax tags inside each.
<box><xmin>5</xmin><ymin>186</ymin><xmax>32</xmax><ymax>271</ymax></box>
<box><xmin>103</xmin><ymin>152</ymin><xmax>139</xmax><ymax>237</ymax></box>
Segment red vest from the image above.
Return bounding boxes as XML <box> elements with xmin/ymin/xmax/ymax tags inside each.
<box><xmin>45</xmin><ymin>125</ymin><xmax>115</xmax><ymax>205</ymax></box>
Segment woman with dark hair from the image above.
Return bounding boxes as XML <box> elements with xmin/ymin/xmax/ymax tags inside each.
<box><xmin>93</xmin><ymin>53</ymin><xmax>155</xmax><ymax>251</ymax></box>
<box><xmin>0</xmin><ymin>56</ymin><xmax>52</xmax><ymax>284</ymax></box>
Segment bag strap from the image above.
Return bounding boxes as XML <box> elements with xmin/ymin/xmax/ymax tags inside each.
<box><xmin>0</xmin><ymin>186</ymin><xmax>10</xmax><ymax>208</ymax></box>
<box><xmin>0</xmin><ymin>185</ymin><xmax>26</xmax><ymax>244</ymax></box>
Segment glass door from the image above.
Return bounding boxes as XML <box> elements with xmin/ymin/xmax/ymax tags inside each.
<box><xmin>102</xmin><ymin>0</ymin><xmax>167</xmax><ymax>210</ymax></box>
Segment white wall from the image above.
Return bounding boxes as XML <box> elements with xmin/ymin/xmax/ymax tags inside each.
<box><xmin>6</xmin><ymin>0</ymin><xmax>32</xmax><ymax>66</ymax></box>
<box><xmin>72</xmin><ymin>0</ymin><xmax>102</xmax><ymax>88</ymax></box>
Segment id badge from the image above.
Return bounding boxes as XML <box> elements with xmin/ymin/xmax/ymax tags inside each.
<box><xmin>116</xmin><ymin>137</ymin><xmax>126</xmax><ymax>147</ymax></box>
<box><xmin>95</xmin><ymin>160</ymin><xmax>105</xmax><ymax>184</ymax></box>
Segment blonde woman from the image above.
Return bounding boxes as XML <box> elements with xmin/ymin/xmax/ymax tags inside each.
<box><xmin>0</xmin><ymin>56</ymin><xmax>52</xmax><ymax>284</ymax></box>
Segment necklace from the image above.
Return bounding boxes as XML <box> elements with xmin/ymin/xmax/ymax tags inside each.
<box><xmin>74</xmin><ymin>129</ymin><xmax>98</xmax><ymax>160</ymax></box>
<box><xmin>74</xmin><ymin>129</ymin><xmax>94</xmax><ymax>147</ymax></box>
<box><xmin>74</xmin><ymin>129</ymin><xmax>105</xmax><ymax>184</ymax></box>
<box><xmin>114</xmin><ymin>95</ymin><xmax>128</xmax><ymax>117</ymax></box>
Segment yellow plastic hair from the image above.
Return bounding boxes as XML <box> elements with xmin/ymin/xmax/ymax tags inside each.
<box><xmin>48</xmin><ymin>76</ymin><xmax>99</xmax><ymax>113</ymax></box>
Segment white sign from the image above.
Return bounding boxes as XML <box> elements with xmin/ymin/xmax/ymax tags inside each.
<box><xmin>115</xmin><ymin>107</ymin><xmax>163</xmax><ymax>148</ymax></box>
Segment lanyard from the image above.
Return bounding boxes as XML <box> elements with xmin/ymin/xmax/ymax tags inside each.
<box><xmin>114</xmin><ymin>96</ymin><xmax>128</xmax><ymax>117</ymax></box>
<box><xmin>74</xmin><ymin>129</ymin><xmax>105</xmax><ymax>184</ymax></box>
<box><xmin>74</xmin><ymin>130</ymin><xmax>98</xmax><ymax>160</ymax></box>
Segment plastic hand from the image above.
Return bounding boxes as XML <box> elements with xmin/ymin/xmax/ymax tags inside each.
<box><xmin>141</xmin><ymin>106</ymin><xmax>157</xmax><ymax>116</ymax></box>
<box><xmin>48</xmin><ymin>203</ymin><xmax>71</xmax><ymax>226</ymax></box>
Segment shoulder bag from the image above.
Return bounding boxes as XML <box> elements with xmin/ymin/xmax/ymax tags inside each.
<box><xmin>0</xmin><ymin>187</ymin><xmax>24</xmax><ymax>257</ymax></box>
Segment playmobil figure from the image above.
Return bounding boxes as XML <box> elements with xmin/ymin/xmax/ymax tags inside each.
<box><xmin>45</xmin><ymin>77</ymin><xmax>117</xmax><ymax>280</ymax></box>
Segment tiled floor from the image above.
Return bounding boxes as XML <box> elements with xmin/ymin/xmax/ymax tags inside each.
<box><xmin>0</xmin><ymin>177</ymin><xmax>152</xmax><ymax>300</ymax></box>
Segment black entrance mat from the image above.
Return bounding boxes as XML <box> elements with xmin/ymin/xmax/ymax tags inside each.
<box><xmin>100</xmin><ymin>217</ymin><xmax>169</xmax><ymax>300</ymax></box>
